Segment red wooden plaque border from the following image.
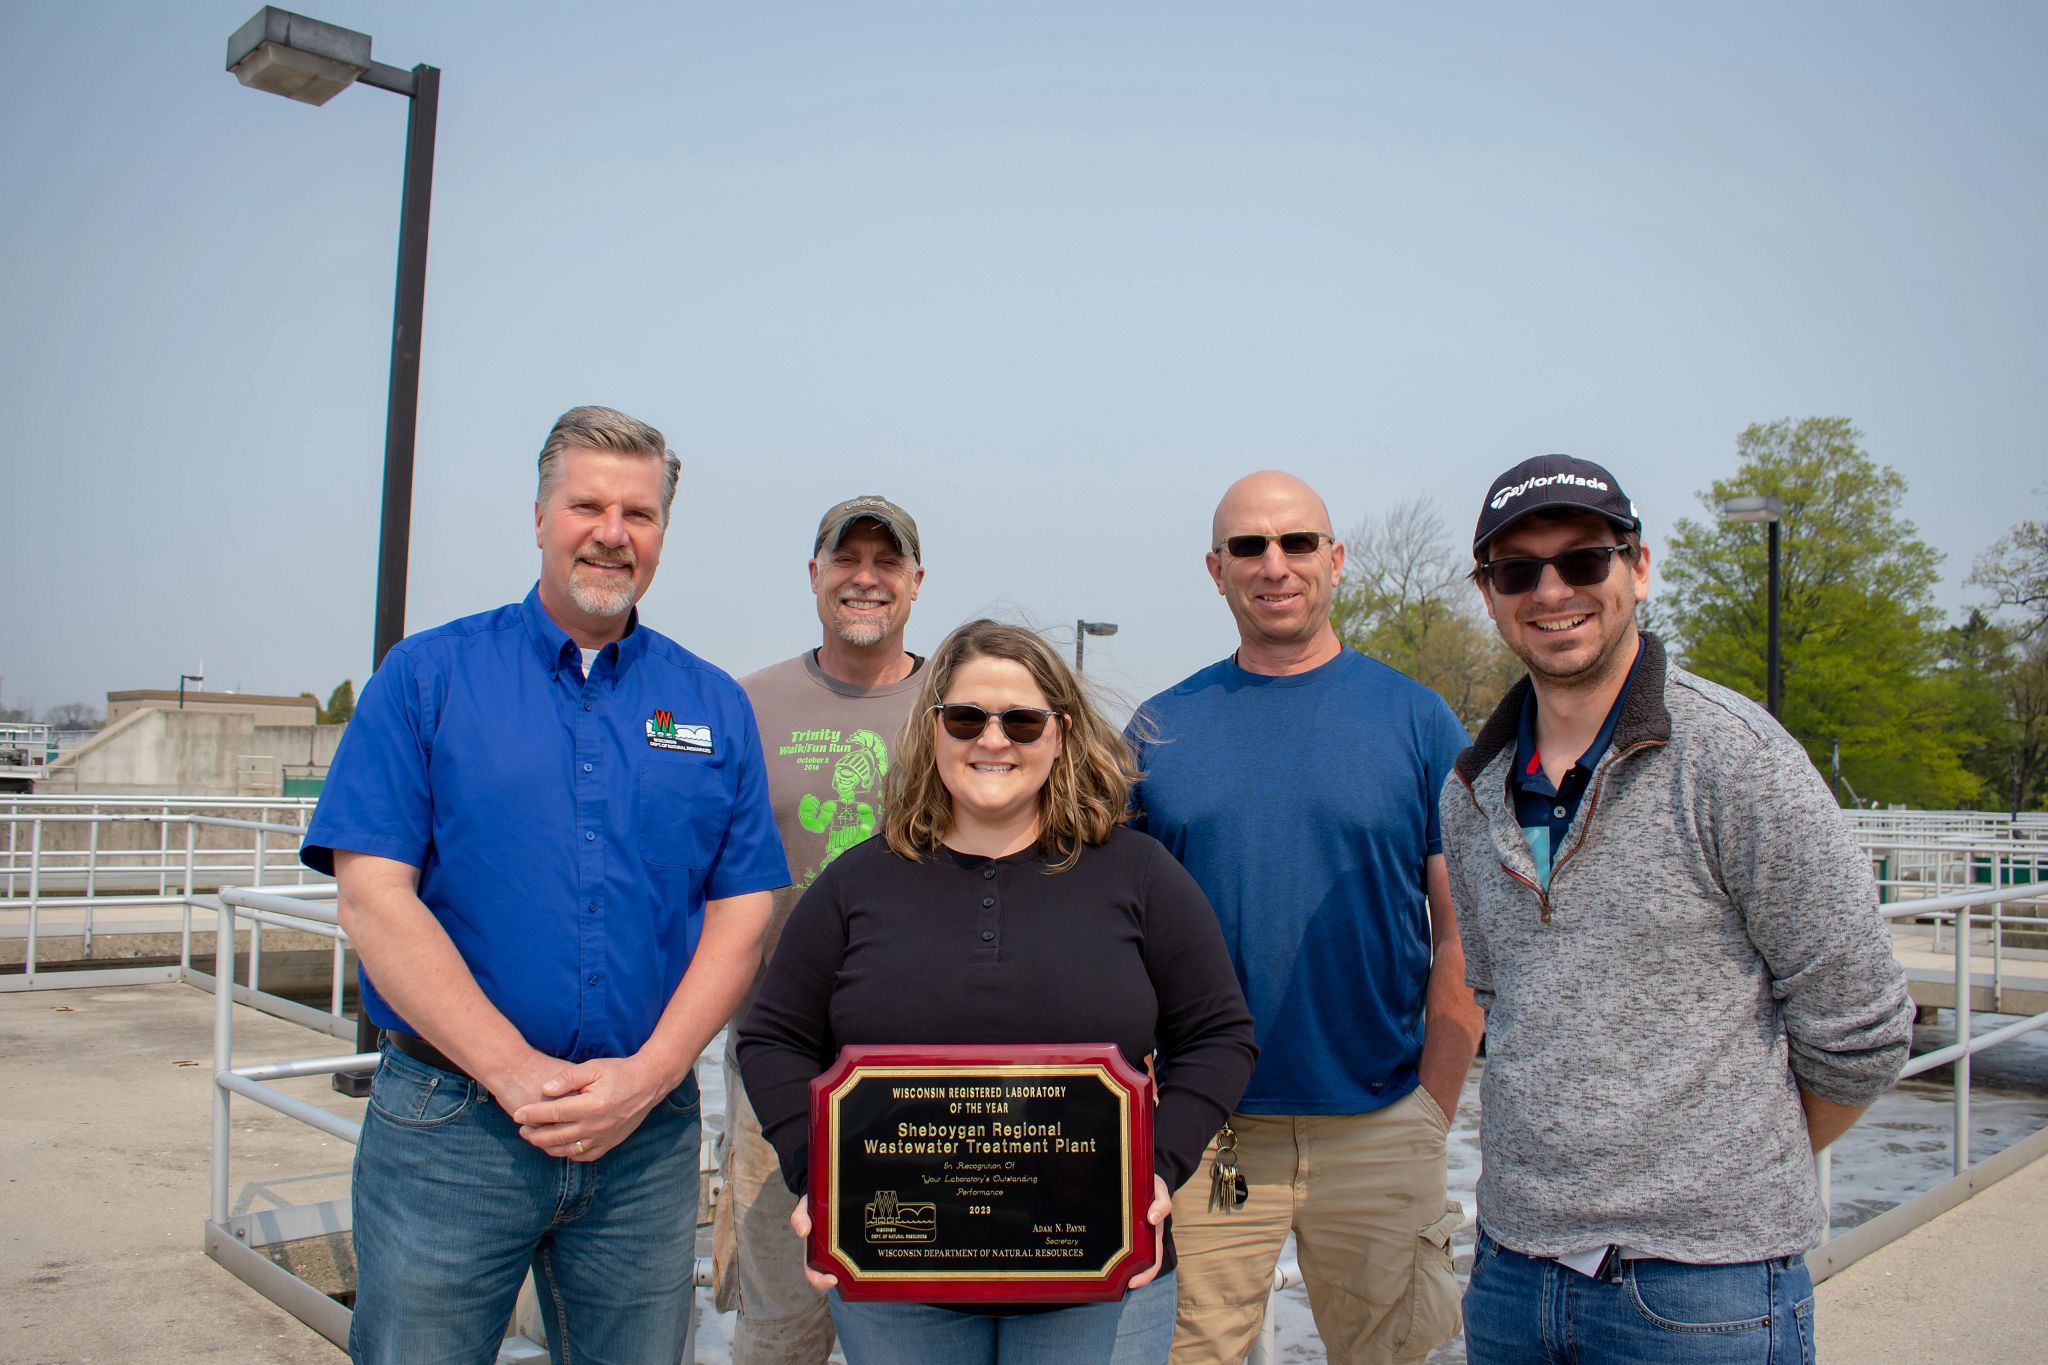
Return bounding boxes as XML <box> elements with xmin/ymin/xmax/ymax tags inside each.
<box><xmin>807</xmin><ymin>1042</ymin><xmax>1155</xmax><ymax>1304</ymax></box>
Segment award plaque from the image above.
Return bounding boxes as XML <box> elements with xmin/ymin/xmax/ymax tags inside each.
<box><xmin>807</xmin><ymin>1043</ymin><xmax>1155</xmax><ymax>1303</ymax></box>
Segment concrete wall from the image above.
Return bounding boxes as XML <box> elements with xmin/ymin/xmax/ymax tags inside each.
<box><xmin>38</xmin><ymin>709</ymin><xmax>347</xmax><ymax>798</ymax></box>
<box><xmin>106</xmin><ymin>691</ymin><xmax>318</xmax><ymax>728</ymax></box>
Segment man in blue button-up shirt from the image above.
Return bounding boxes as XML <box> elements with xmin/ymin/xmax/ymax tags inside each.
<box><xmin>303</xmin><ymin>405</ymin><xmax>789</xmax><ymax>1364</ymax></box>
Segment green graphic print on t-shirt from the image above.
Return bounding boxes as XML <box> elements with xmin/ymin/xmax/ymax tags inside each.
<box><xmin>780</xmin><ymin>726</ymin><xmax>889</xmax><ymax>888</ymax></box>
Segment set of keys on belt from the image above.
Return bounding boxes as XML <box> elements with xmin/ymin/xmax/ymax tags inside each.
<box><xmin>1208</xmin><ymin>1123</ymin><xmax>1248</xmax><ymax>1213</ymax></box>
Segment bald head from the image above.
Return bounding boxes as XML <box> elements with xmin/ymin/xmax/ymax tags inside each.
<box><xmin>1210</xmin><ymin>470</ymin><xmax>1334</xmax><ymax>548</ymax></box>
<box><xmin>1206</xmin><ymin>470</ymin><xmax>1346</xmax><ymax>674</ymax></box>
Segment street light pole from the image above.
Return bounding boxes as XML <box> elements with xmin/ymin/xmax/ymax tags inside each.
<box><xmin>1075</xmin><ymin>620</ymin><xmax>1119</xmax><ymax>673</ymax></box>
<box><xmin>228</xmin><ymin>8</ymin><xmax>442</xmax><ymax>1093</ymax></box>
<box><xmin>1720</xmin><ymin>495</ymin><xmax>1785</xmax><ymax>720</ymax></box>
<box><xmin>368</xmin><ymin>62</ymin><xmax>437</xmax><ymax>669</ymax></box>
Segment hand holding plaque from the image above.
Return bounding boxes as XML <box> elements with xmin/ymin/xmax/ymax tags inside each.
<box><xmin>807</xmin><ymin>1043</ymin><xmax>1155</xmax><ymax>1303</ymax></box>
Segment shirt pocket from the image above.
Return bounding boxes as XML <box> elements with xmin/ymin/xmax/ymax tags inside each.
<box><xmin>637</xmin><ymin>759</ymin><xmax>732</xmax><ymax>868</ymax></box>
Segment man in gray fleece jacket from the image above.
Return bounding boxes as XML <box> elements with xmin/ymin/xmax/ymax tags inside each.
<box><xmin>1439</xmin><ymin>454</ymin><xmax>1912</xmax><ymax>1364</ymax></box>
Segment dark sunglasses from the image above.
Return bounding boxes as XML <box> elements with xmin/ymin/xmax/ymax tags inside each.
<box><xmin>1480</xmin><ymin>545</ymin><xmax>1633</xmax><ymax>595</ymax></box>
<box><xmin>1214</xmin><ymin>531</ymin><xmax>1332</xmax><ymax>558</ymax></box>
<box><xmin>933</xmin><ymin>703</ymin><xmax>1060</xmax><ymax>744</ymax></box>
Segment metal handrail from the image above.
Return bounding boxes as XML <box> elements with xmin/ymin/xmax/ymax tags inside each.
<box><xmin>2</xmin><ymin>807</ymin><xmax>325</xmax><ymax>995</ymax></box>
<box><xmin>204</xmin><ymin>884</ymin><xmax>708</xmax><ymax>1355</ymax></box>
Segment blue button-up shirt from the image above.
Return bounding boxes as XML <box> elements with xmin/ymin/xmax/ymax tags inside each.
<box><xmin>1511</xmin><ymin>639</ymin><xmax>1643</xmax><ymax>890</ymax></box>
<box><xmin>303</xmin><ymin>587</ymin><xmax>789</xmax><ymax>1061</ymax></box>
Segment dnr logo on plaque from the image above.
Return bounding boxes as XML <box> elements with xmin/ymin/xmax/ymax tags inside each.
<box><xmin>864</xmin><ymin>1190</ymin><xmax>937</xmax><ymax>1244</ymax></box>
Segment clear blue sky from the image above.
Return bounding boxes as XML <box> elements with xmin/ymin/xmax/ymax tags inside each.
<box><xmin>3</xmin><ymin>1</ymin><xmax>2043</xmax><ymax>717</ymax></box>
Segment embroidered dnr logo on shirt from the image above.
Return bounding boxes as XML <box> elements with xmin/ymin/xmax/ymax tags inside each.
<box><xmin>646</xmin><ymin>709</ymin><xmax>715</xmax><ymax>754</ymax></box>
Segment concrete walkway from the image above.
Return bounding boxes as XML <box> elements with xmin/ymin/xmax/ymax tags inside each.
<box><xmin>1816</xmin><ymin>1151</ymin><xmax>2048</xmax><ymax>1363</ymax></box>
<box><xmin>7</xmin><ymin>977</ymin><xmax>2046</xmax><ymax>1363</ymax></box>
<box><xmin>1</xmin><ymin>981</ymin><xmax>349</xmax><ymax>1363</ymax></box>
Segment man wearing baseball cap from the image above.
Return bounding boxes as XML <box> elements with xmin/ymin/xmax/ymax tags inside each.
<box><xmin>714</xmin><ymin>495</ymin><xmax>925</xmax><ymax>1363</ymax></box>
<box><xmin>1439</xmin><ymin>454</ymin><xmax>1912</xmax><ymax>1362</ymax></box>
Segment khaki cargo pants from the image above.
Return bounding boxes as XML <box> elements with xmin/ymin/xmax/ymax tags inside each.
<box><xmin>1168</xmin><ymin>1089</ymin><xmax>1463</xmax><ymax>1364</ymax></box>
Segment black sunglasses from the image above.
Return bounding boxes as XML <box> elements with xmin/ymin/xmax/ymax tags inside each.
<box><xmin>1480</xmin><ymin>545</ymin><xmax>1632</xmax><ymax>595</ymax></box>
<box><xmin>1214</xmin><ymin>531</ymin><xmax>1332</xmax><ymax>558</ymax></box>
<box><xmin>933</xmin><ymin>703</ymin><xmax>1060</xmax><ymax>744</ymax></box>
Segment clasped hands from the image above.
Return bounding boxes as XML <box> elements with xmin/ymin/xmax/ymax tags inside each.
<box><xmin>496</xmin><ymin>1049</ymin><xmax>672</xmax><ymax>1163</ymax></box>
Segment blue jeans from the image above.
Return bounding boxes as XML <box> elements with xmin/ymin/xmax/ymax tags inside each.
<box><xmin>829</xmin><ymin>1272</ymin><xmax>1175</xmax><ymax>1365</ymax></box>
<box><xmin>1463</xmin><ymin>1228</ymin><xmax>1815</xmax><ymax>1364</ymax></box>
<box><xmin>348</xmin><ymin>1042</ymin><xmax>702</xmax><ymax>1365</ymax></box>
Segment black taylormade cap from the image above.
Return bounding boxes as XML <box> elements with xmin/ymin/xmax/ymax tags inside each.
<box><xmin>1472</xmin><ymin>454</ymin><xmax>1641</xmax><ymax>555</ymax></box>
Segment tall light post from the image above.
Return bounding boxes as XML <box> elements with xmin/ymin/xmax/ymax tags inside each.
<box><xmin>1075</xmin><ymin>620</ymin><xmax>1118</xmax><ymax>673</ymax></box>
<box><xmin>227</xmin><ymin>7</ymin><xmax>439</xmax><ymax>674</ymax></box>
<box><xmin>1721</xmin><ymin>495</ymin><xmax>1784</xmax><ymax>719</ymax></box>
<box><xmin>228</xmin><ymin>7</ymin><xmax>441</xmax><ymax>1094</ymax></box>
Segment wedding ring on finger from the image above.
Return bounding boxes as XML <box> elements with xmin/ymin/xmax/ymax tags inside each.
<box><xmin>574</xmin><ymin>1139</ymin><xmax>586</xmax><ymax>1155</ymax></box>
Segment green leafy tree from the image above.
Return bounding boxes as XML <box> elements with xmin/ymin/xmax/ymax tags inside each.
<box><xmin>1331</xmin><ymin>497</ymin><xmax>1522</xmax><ymax>730</ymax></box>
<box><xmin>1959</xmin><ymin>512</ymin><xmax>2048</xmax><ymax>809</ymax></box>
<box><xmin>1941</xmin><ymin>611</ymin><xmax>2048</xmax><ymax>813</ymax></box>
<box><xmin>321</xmin><ymin>679</ymin><xmax>355</xmax><ymax>726</ymax></box>
<box><xmin>1661</xmin><ymin>417</ymin><xmax>1978</xmax><ymax>807</ymax></box>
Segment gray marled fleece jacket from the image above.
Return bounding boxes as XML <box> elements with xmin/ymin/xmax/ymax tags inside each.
<box><xmin>1438</xmin><ymin>633</ymin><xmax>1912</xmax><ymax>1263</ymax></box>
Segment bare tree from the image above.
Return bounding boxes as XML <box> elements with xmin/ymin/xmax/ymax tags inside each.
<box><xmin>1332</xmin><ymin>497</ymin><xmax>1521</xmax><ymax>730</ymax></box>
<box><xmin>1971</xmin><ymin>517</ymin><xmax>2048</xmax><ymax>641</ymax></box>
<box><xmin>43</xmin><ymin>701</ymin><xmax>102</xmax><ymax>730</ymax></box>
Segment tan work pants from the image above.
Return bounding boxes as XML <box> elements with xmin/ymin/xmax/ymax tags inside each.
<box><xmin>1168</xmin><ymin>1089</ymin><xmax>1463</xmax><ymax>1364</ymax></box>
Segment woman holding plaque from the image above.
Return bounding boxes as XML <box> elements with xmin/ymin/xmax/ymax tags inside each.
<box><xmin>737</xmin><ymin>619</ymin><xmax>1257</xmax><ymax>1365</ymax></box>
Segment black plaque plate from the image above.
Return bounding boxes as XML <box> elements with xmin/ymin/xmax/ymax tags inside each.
<box><xmin>807</xmin><ymin>1043</ymin><xmax>1155</xmax><ymax>1303</ymax></box>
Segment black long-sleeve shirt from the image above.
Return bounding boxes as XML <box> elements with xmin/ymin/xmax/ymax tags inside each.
<box><xmin>736</xmin><ymin>827</ymin><xmax>1257</xmax><ymax>1212</ymax></box>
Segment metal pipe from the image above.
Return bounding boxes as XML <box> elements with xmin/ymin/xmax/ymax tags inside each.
<box><xmin>1815</xmin><ymin>1147</ymin><xmax>1832</xmax><ymax>1244</ymax></box>
<box><xmin>249</xmin><ymin>913</ymin><xmax>265</xmax><ymax>997</ymax></box>
<box><xmin>232</xmin><ymin>1052</ymin><xmax>381</xmax><ymax>1083</ymax></box>
<box><xmin>1878</xmin><ymin>883</ymin><xmax>2043</xmax><ymax>919</ymax></box>
<box><xmin>85</xmin><ymin>809</ymin><xmax>100</xmax><ymax>935</ymax></box>
<box><xmin>1900</xmin><ymin>1008</ymin><xmax>2048</xmax><ymax>1076</ymax></box>
<box><xmin>219</xmin><ymin>1072</ymin><xmax>364</xmax><ymax>1145</ymax></box>
<box><xmin>26</xmin><ymin>818</ymin><xmax>40</xmax><ymax>977</ymax></box>
<box><xmin>212</xmin><ymin>901</ymin><xmax>235</xmax><ymax>1226</ymax></box>
<box><xmin>1993</xmin><ymin>872</ymin><xmax>2005</xmax><ymax>1014</ymax></box>
<box><xmin>331</xmin><ymin>929</ymin><xmax>346</xmax><ymax>1017</ymax></box>
<box><xmin>1953</xmin><ymin>898</ymin><xmax>1972</xmax><ymax>1176</ymax></box>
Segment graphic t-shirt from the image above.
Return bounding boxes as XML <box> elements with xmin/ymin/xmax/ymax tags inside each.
<box><xmin>738</xmin><ymin>650</ymin><xmax>924</xmax><ymax>1008</ymax></box>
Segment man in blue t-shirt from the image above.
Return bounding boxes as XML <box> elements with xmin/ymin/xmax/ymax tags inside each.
<box><xmin>302</xmin><ymin>406</ymin><xmax>789</xmax><ymax>1364</ymax></box>
<box><xmin>1129</xmin><ymin>470</ymin><xmax>1480</xmax><ymax>1364</ymax></box>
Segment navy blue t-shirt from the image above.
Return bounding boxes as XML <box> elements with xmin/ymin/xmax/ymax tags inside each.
<box><xmin>302</xmin><ymin>587</ymin><xmax>789</xmax><ymax>1062</ymax></box>
<box><xmin>1128</xmin><ymin>649</ymin><xmax>1468</xmax><ymax>1114</ymax></box>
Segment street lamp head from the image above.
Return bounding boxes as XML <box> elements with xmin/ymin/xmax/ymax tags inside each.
<box><xmin>1079</xmin><ymin>621</ymin><xmax>1119</xmax><ymax>638</ymax></box>
<box><xmin>1720</xmin><ymin>494</ymin><xmax>1784</xmax><ymax>525</ymax></box>
<box><xmin>227</xmin><ymin>7</ymin><xmax>370</xmax><ymax>106</ymax></box>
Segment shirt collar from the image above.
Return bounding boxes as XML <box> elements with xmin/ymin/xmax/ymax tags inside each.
<box><xmin>1513</xmin><ymin>636</ymin><xmax>1646</xmax><ymax>790</ymax></box>
<box><xmin>520</xmin><ymin>583</ymin><xmax>647</xmax><ymax>678</ymax></box>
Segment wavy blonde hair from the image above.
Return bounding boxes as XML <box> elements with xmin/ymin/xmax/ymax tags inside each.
<box><xmin>883</xmin><ymin>620</ymin><xmax>1138</xmax><ymax>872</ymax></box>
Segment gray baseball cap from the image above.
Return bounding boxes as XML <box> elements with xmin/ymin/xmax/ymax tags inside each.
<box><xmin>814</xmin><ymin>495</ymin><xmax>921</xmax><ymax>562</ymax></box>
